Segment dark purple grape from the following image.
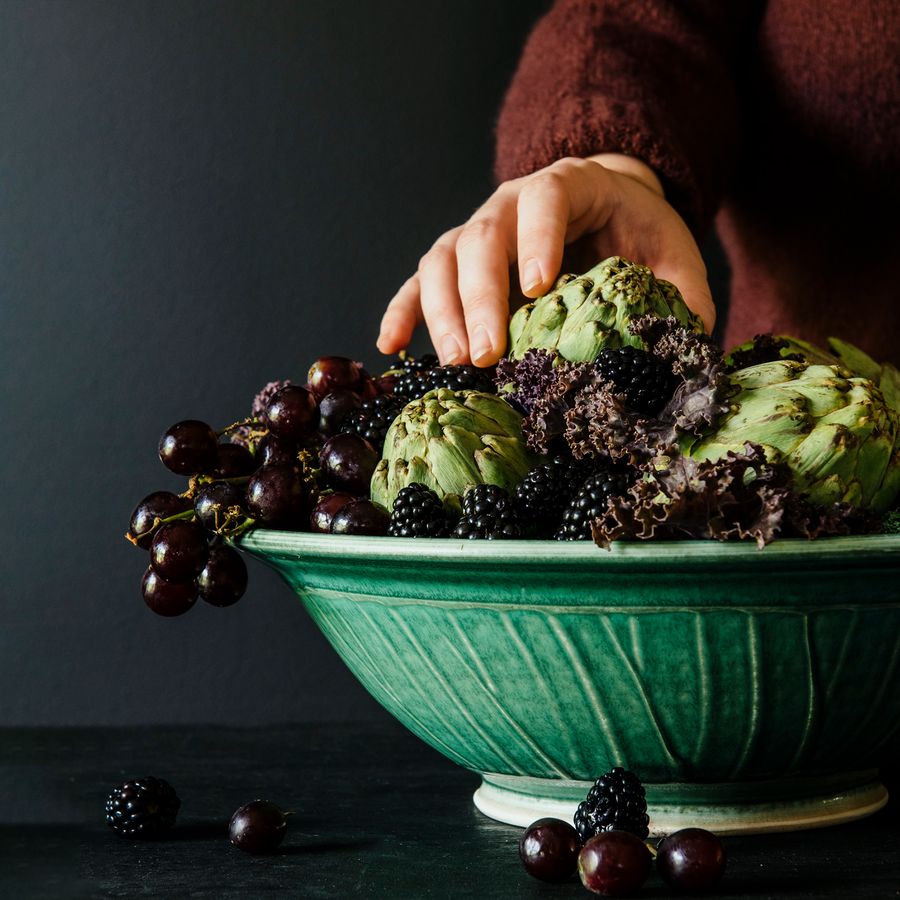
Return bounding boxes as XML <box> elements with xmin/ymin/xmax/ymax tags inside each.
<box><xmin>263</xmin><ymin>385</ymin><xmax>319</xmax><ymax>443</ymax></box>
<box><xmin>246</xmin><ymin>464</ymin><xmax>311</xmax><ymax>529</ymax></box>
<box><xmin>307</xmin><ymin>356</ymin><xmax>364</xmax><ymax>400</ymax></box>
<box><xmin>129</xmin><ymin>492</ymin><xmax>190</xmax><ymax>549</ymax></box>
<box><xmin>376</xmin><ymin>374</ymin><xmax>400</xmax><ymax>395</ymax></box>
<box><xmin>359</xmin><ymin>377</ymin><xmax>379</xmax><ymax>401</ymax></box>
<box><xmin>310</xmin><ymin>492</ymin><xmax>357</xmax><ymax>533</ymax></box>
<box><xmin>578</xmin><ymin>831</ymin><xmax>652</xmax><ymax>897</ymax></box>
<box><xmin>141</xmin><ymin>567</ymin><xmax>198</xmax><ymax>616</ymax></box>
<box><xmin>330</xmin><ymin>499</ymin><xmax>390</xmax><ymax>535</ymax></box>
<box><xmin>317</xmin><ymin>389</ymin><xmax>362</xmax><ymax>439</ymax></box>
<box><xmin>318</xmin><ymin>433</ymin><xmax>379</xmax><ymax>495</ymax></box>
<box><xmin>656</xmin><ymin>828</ymin><xmax>726</xmax><ymax>892</ymax></box>
<box><xmin>158</xmin><ymin>420</ymin><xmax>219</xmax><ymax>475</ymax></box>
<box><xmin>193</xmin><ymin>482</ymin><xmax>247</xmax><ymax>532</ymax></box>
<box><xmin>197</xmin><ymin>544</ymin><xmax>248</xmax><ymax>607</ymax></box>
<box><xmin>519</xmin><ymin>818</ymin><xmax>580</xmax><ymax>883</ymax></box>
<box><xmin>212</xmin><ymin>442</ymin><xmax>257</xmax><ymax>478</ymax></box>
<box><xmin>229</xmin><ymin>800</ymin><xmax>288</xmax><ymax>854</ymax></box>
<box><xmin>256</xmin><ymin>432</ymin><xmax>300</xmax><ymax>467</ymax></box>
<box><xmin>149</xmin><ymin>520</ymin><xmax>210</xmax><ymax>584</ymax></box>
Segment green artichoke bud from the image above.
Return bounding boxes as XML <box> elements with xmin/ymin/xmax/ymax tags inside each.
<box><xmin>370</xmin><ymin>389</ymin><xmax>543</xmax><ymax>515</ymax></box>
<box><xmin>507</xmin><ymin>256</ymin><xmax>704</xmax><ymax>362</ymax></box>
<box><xmin>727</xmin><ymin>334</ymin><xmax>900</xmax><ymax>412</ymax></box>
<box><xmin>683</xmin><ymin>360</ymin><xmax>900</xmax><ymax>513</ymax></box>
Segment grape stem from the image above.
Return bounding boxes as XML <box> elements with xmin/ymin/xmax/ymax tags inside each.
<box><xmin>209</xmin><ymin>505</ymin><xmax>256</xmax><ymax>537</ymax></box>
<box><xmin>216</xmin><ymin>417</ymin><xmax>263</xmax><ymax>437</ymax></box>
<box><xmin>223</xmin><ymin>517</ymin><xmax>257</xmax><ymax>540</ymax></box>
<box><xmin>125</xmin><ymin>509</ymin><xmax>195</xmax><ymax>546</ymax></box>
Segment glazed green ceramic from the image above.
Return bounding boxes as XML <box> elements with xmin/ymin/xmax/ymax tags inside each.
<box><xmin>235</xmin><ymin>531</ymin><xmax>900</xmax><ymax>834</ymax></box>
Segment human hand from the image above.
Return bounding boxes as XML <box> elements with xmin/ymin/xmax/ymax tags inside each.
<box><xmin>377</xmin><ymin>154</ymin><xmax>715</xmax><ymax>367</ymax></box>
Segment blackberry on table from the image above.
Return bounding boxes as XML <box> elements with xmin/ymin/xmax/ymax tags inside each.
<box><xmin>388</xmin><ymin>483</ymin><xmax>450</xmax><ymax>537</ymax></box>
<box><xmin>556</xmin><ymin>470</ymin><xmax>632</xmax><ymax>541</ymax></box>
<box><xmin>594</xmin><ymin>345</ymin><xmax>679</xmax><ymax>416</ymax></box>
<box><xmin>340</xmin><ymin>393</ymin><xmax>405</xmax><ymax>448</ymax></box>
<box><xmin>515</xmin><ymin>457</ymin><xmax>594</xmax><ymax>534</ymax></box>
<box><xmin>574</xmin><ymin>767</ymin><xmax>650</xmax><ymax>843</ymax></box>
<box><xmin>105</xmin><ymin>776</ymin><xmax>180</xmax><ymax>840</ymax></box>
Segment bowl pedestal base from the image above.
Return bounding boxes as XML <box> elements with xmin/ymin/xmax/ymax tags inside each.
<box><xmin>473</xmin><ymin>770</ymin><xmax>888</xmax><ymax>836</ymax></box>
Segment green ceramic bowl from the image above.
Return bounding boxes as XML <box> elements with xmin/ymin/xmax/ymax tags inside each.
<box><xmin>235</xmin><ymin>531</ymin><xmax>900</xmax><ymax>835</ymax></box>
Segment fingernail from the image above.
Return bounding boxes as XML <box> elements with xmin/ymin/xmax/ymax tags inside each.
<box><xmin>440</xmin><ymin>332</ymin><xmax>463</xmax><ymax>365</ymax></box>
<box><xmin>522</xmin><ymin>258</ymin><xmax>543</xmax><ymax>293</ymax></box>
<box><xmin>469</xmin><ymin>325</ymin><xmax>493</xmax><ymax>365</ymax></box>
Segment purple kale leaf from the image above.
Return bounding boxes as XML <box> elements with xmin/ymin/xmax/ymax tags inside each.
<box><xmin>590</xmin><ymin>442</ymin><xmax>881</xmax><ymax>549</ymax></box>
<box><xmin>493</xmin><ymin>350</ymin><xmax>558</xmax><ymax>415</ymax></box>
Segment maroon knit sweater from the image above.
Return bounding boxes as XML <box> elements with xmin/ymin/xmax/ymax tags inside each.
<box><xmin>495</xmin><ymin>0</ymin><xmax>900</xmax><ymax>364</ymax></box>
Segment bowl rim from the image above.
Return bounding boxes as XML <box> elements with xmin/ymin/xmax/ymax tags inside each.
<box><xmin>235</xmin><ymin>529</ymin><xmax>900</xmax><ymax>568</ymax></box>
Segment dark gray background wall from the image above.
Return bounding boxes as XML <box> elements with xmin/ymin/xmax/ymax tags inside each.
<box><xmin>1</xmin><ymin>0</ymin><xmax>728</xmax><ymax>726</ymax></box>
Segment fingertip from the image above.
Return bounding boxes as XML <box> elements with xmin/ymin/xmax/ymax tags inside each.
<box><xmin>520</xmin><ymin>257</ymin><xmax>545</xmax><ymax>297</ymax></box>
<box><xmin>376</xmin><ymin>324</ymin><xmax>407</xmax><ymax>356</ymax></box>
<box><xmin>438</xmin><ymin>331</ymin><xmax>466</xmax><ymax>366</ymax></box>
<box><xmin>468</xmin><ymin>323</ymin><xmax>507</xmax><ymax>367</ymax></box>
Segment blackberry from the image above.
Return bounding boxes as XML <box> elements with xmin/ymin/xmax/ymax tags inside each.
<box><xmin>454</xmin><ymin>506</ymin><xmax>527</xmax><ymax>539</ymax></box>
<box><xmin>424</xmin><ymin>365</ymin><xmax>496</xmax><ymax>394</ymax></box>
<box><xmin>340</xmin><ymin>393</ymin><xmax>405</xmax><ymax>448</ymax></box>
<box><xmin>574</xmin><ymin>767</ymin><xmax>649</xmax><ymax>843</ymax></box>
<box><xmin>461</xmin><ymin>483</ymin><xmax>513</xmax><ymax>518</ymax></box>
<box><xmin>455</xmin><ymin>484</ymin><xmax>525</xmax><ymax>538</ymax></box>
<box><xmin>392</xmin><ymin>353</ymin><xmax>439</xmax><ymax>399</ymax></box>
<box><xmin>400</xmin><ymin>352</ymin><xmax>439</xmax><ymax>375</ymax></box>
<box><xmin>515</xmin><ymin>457</ymin><xmax>594</xmax><ymax>535</ymax></box>
<box><xmin>556</xmin><ymin>470</ymin><xmax>632</xmax><ymax>540</ymax></box>
<box><xmin>593</xmin><ymin>345</ymin><xmax>679</xmax><ymax>415</ymax></box>
<box><xmin>105</xmin><ymin>776</ymin><xmax>180</xmax><ymax>840</ymax></box>
<box><xmin>396</xmin><ymin>364</ymin><xmax>496</xmax><ymax>402</ymax></box>
<box><xmin>388</xmin><ymin>483</ymin><xmax>449</xmax><ymax>537</ymax></box>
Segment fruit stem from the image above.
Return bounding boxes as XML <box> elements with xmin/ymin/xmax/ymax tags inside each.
<box><xmin>125</xmin><ymin>509</ymin><xmax>195</xmax><ymax>546</ymax></box>
<box><xmin>217</xmin><ymin>417</ymin><xmax>263</xmax><ymax>437</ymax></box>
<box><xmin>212</xmin><ymin>506</ymin><xmax>256</xmax><ymax>537</ymax></box>
<box><xmin>223</xmin><ymin>517</ymin><xmax>257</xmax><ymax>539</ymax></box>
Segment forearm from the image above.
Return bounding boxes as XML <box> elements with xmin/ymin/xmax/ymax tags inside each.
<box><xmin>494</xmin><ymin>0</ymin><xmax>762</xmax><ymax>237</ymax></box>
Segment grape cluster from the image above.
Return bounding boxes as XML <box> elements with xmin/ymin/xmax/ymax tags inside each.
<box><xmin>127</xmin><ymin>356</ymin><xmax>400</xmax><ymax>616</ymax></box>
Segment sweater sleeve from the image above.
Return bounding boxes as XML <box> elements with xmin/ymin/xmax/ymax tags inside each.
<box><xmin>494</xmin><ymin>0</ymin><xmax>763</xmax><ymax>237</ymax></box>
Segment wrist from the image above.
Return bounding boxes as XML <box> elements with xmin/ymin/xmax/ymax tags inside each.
<box><xmin>585</xmin><ymin>153</ymin><xmax>664</xmax><ymax>198</ymax></box>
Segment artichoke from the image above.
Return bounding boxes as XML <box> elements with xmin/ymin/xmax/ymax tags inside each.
<box><xmin>370</xmin><ymin>389</ymin><xmax>542</xmax><ymax>516</ymax></box>
<box><xmin>683</xmin><ymin>360</ymin><xmax>900</xmax><ymax>513</ymax></box>
<box><xmin>727</xmin><ymin>334</ymin><xmax>900</xmax><ymax>413</ymax></box>
<box><xmin>507</xmin><ymin>256</ymin><xmax>704</xmax><ymax>362</ymax></box>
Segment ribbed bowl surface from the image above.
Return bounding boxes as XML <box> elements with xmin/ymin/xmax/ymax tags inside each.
<box><xmin>236</xmin><ymin>532</ymin><xmax>900</xmax><ymax>784</ymax></box>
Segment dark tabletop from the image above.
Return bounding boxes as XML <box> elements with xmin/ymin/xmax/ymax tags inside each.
<box><xmin>2</xmin><ymin>721</ymin><xmax>898</xmax><ymax>899</ymax></box>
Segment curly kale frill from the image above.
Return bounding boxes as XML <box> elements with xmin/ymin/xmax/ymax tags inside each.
<box><xmin>510</xmin><ymin>316</ymin><xmax>737</xmax><ymax>464</ymax></box>
<box><xmin>591</xmin><ymin>442</ymin><xmax>880</xmax><ymax>550</ymax></box>
<box><xmin>494</xmin><ymin>350</ymin><xmax>559</xmax><ymax>416</ymax></box>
